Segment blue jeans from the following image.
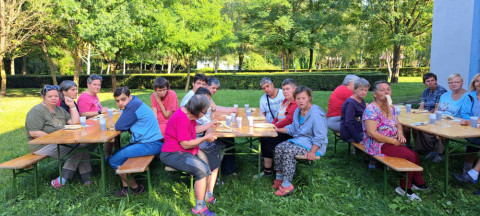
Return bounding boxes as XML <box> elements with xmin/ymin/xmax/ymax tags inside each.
<box><xmin>109</xmin><ymin>141</ymin><xmax>163</xmax><ymax>169</ymax></box>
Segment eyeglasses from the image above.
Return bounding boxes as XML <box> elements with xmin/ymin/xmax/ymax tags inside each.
<box><xmin>201</xmin><ymin>110</ymin><xmax>208</xmax><ymax>115</ymax></box>
<box><xmin>448</xmin><ymin>81</ymin><xmax>462</xmax><ymax>85</ymax></box>
<box><xmin>90</xmin><ymin>75</ymin><xmax>103</xmax><ymax>81</ymax></box>
<box><xmin>44</xmin><ymin>85</ymin><xmax>59</xmax><ymax>91</ymax></box>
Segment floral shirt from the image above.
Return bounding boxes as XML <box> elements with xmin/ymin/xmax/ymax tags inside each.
<box><xmin>362</xmin><ymin>103</ymin><xmax>397</xmax><ymax>156</ymax></box>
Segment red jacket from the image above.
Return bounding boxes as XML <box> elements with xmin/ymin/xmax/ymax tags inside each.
<box><xmin>272</xmin><ymin>99</ymin><xmax>298</xmax><ymax>128</ymax></box>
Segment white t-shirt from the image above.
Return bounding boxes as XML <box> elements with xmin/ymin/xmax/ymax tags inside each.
<box><xmin>180</xmin><ymin>90</ymin><xmax>195</xmax><ymax>107</ymax></box>
<box><xmin>259</xmin><ymin>89</ymin><xmax>284</xmax><ymax>123</ymax></box>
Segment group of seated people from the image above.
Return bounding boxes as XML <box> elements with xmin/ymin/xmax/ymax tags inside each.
<box><xmin>328</xmin><ymin>73</ymin><xmax>480</xmax><ymax>201</ymax></box>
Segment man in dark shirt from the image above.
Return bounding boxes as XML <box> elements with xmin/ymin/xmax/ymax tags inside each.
<box><xmin>419</xmin><ymin>73</ymin><xmax>447</xmax><ymax>112</ymax></box>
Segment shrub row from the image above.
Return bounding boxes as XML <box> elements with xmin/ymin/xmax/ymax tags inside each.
<box><xmin>7</xmin><ymin>72</ymin><xmax>387</xmax><ymax>91</ymax></box>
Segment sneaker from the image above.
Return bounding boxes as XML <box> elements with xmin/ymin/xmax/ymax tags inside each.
<box><xmin>274</xmin><ymin>184</ymin><xmax>295</xmax><ymax>197</ymax></box>
<box><xmin>83</xmin><ymin>180</ymin><xmax>93</xmax><ymax>186</ymax></box>
<box><xmin>432</xmin><ymin>155</ymin><xmax>444</xmax><ymax>163</ymax></box>
<box><xmin>395</xmin><ymin>187</ymin><xmax>422</xmax><ymax>202</ymax></box>
<box><xmin>51</xmin><ymin>177</ymin><xmax>66</xmax><ymax>189</ymax></box>
<box><xmin>424</xmin><ymin>152</ymin><xmax>437</xmax><ymax>160</ymax></box>
<box><xmin>253</xmin><ymin>171</ymin><xmax>273</xmax><ymax>179</ymax></box>
<box><xmin>191</xmin><ymin>207</ymin><xmax>215</xmax><ymax>216</ymax></box>
<box><xmin>368</xmin><ymin>164</ymin><xmax>376</xmax><ymax>169</ymax></box>
<box><xmin>272</xmin><ymin>179</ymin><xmax>283</xmax><ymax>189</ymax></box>
<box><xmin>412</xmin><ymin>184</ymin><xmax>429</xmax><ymax>191</ymax></box>
<box><xmin>114</xmin><ymin>184</ymin><xmax>145</xmax><ymax>197</ymax></box>
<box><xmin>474</xmin><ymin>190</ymin><xmax>480</xmax><ymax>196</ymax></box>
<box><xmin>206</xmin><ymin>196</ymin><xmax>216</xmax><ymax>204</ymax></box>
<box><xmin>452</xmin><ymin>173</ymin><xmax>477</xmax><ymax>184</ymax></box>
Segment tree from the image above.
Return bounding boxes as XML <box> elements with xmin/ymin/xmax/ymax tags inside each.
<box><xmin>365</xmin><ymin>0</ymin><xmax>433</xmax><ymax>83</ymax></box>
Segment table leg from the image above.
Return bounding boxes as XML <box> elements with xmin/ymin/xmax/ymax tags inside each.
<box><xmin>444</xmin><ymin>139</ymin><xmax>449</xmax><ymax>195</ymax></box>
<box><xmin>99</xmin><ymin>143</ymin><xmax>106</xmax><ymax>195</ymax></box>
<box><xmin>257</xmin><ymin>141</ymin><xmax>261</xmax><ymax>192</ymax></box>
<box><xmin>58</xmin><ymin>146</ymin><xmax>63</xmax><ymax>187</ymax></box>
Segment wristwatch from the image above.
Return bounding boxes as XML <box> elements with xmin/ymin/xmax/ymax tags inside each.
<box><xmin>98</xmin><ymin>110</ymin><xmax>101</xmax><ymax>114</ymax></box>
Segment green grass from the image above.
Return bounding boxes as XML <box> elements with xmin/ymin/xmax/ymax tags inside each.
<box><xmin>1</xmin><ymin>78</ymin><xmax>478</xmax><ymax>215</ymax></box>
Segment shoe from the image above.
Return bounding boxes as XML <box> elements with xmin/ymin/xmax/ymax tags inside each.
<box><xmin>424</xmin><ymin>152</ymin><xmax>437</xmax><ymax>160</ymax></box>
<box><xmin>432</xmin><ymin>155</ymin><xmax>444</xmax><ymax>163</ymax></box>
<box><xmin>395</xmin><ymin>187</ymin><xmax>422</xmax><ymax>202</ymax></box>
<box><xmin>452</xmin><ymin>173</ymin><xmax>477</xmax><ymax>184</ymax></box>
<box><xmin>83</xmin><ymin>180</ymin><xmax>93</xmax><ymax>186</ymax></box>
<box><xmin>368</xmin><ymin>164</ymin><xmax>376</xmax><ymax>169</ymax></box>
<box><xmin>412</xmin><ymin>184</ymin><xmax>429</xmax><ymax>191</ymax></box>
<box><xmin>215</xmin><ymin>180</ymin><xmax>224</xmax><ymax>186</ymax></box>
<box><xmin>272</xmin><ymin>179</ymin><xmax>283</xmax><ymax>189</ymax></box>
<box><xmin>253</xmin><ymin>171</ymin><xmax>273</xmax><ymax>179</ymax></box>
<box><xmin>51</xmin><ymin>177</ymin><xmax>66</xmax><ymax>189</ymax></box>
<box><xmin>191</xmin><ymin>207</ymin><xmax>215</xmax><ymax>216</ymax></box>
<box><xmin>206</xmin><ymin>196</ymin><xmax>215</xmax><ymax>204</ymax></box>
<box><xmin>114</xmin><ymin>184</ymin><xmax>145</xmax><ymax>197</ymax></box>
<box><xmin>274</xmin><ymin>184</ymin><xmax>295</xmax><ymax>197</ymax></box>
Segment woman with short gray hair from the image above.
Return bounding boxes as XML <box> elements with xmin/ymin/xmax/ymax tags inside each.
<box><xmin>340</xmin><ymin>78</ymin><xmax>369</xmax><ymax>144</ymax></box>
<box><xmin>160</xmin><ymin>94</ymin><xmax>220</xmax><ymax>215</ymax></box>
<box><xmin>326</xmin><ymin>74</ymin><xmax>360</xmax><ymax>132</ymax></box>
<box><xmin>58</xmin><ymin>80</ymin><xmax>79</xmax><ymax>113</ymax></box>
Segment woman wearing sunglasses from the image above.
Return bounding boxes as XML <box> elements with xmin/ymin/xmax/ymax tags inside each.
<box><xmin>25</xmin><ymin>85</ymin><xmax>94</xmax><ymax>188</ymax></box>
<box><xmin>77</xmin><ymin>75</ymin><xmax>108</xmax><ymax>118</ymax></box>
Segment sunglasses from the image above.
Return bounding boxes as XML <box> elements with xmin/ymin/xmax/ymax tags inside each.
<box><xmin>44</xmin><ymin>85</ymin><xmax>59</xmax><ymax>91</ymax></box>
<box><xmin>90</xmin><ymin>75</ymin><xmax>103</xmax><ymax>81</ymax></box>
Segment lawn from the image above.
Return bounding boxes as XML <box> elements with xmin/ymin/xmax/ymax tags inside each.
<box><xmin>0</xmin><ymin>77</ymin><xmax>477</xmax><ymax>215</ymax></box>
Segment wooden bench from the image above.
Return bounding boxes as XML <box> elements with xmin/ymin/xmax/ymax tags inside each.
<box><xmin>116</xmin><ymin>155</ymin><xmax>155</xmax><ymax>198</ymax></box>
<box><xmin>295</xmin><ymin>155</ymin><xmax>321</xmax><ymax>185</ymax></box>
<box><xmin>332</xmin><ymin>130</ymin><xmax>352</xmax><ymax>154</ymax></box>
<box><xmin>0</xmin><ymin>153</ymin><xmax>48</xmax><ymax>198</ymax></box>
<box><xmin>351</xmin><ymin>142</ymin><xmax>423</xmax><ymax>196</ymax></box>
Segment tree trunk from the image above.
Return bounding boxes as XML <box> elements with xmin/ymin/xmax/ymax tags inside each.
<box><xmin>238</xmin><ymin>54</ymin><xmax>244</xmax><ymax>71</ymax></box>
<box><xmin>161</xmin><ymin>59</ymin><xmax>164</xmax><ymax>71</ymax></box>
<box><xmin>214</xmin><ymin>48</ymin><xmax>219</xmax><ymax>73</ymax></box>
<box><xmin>283</xmin><ymin>50</ymin><xmax>289</xmax><ymax>72</ymax></box>
<box><xmin>110</xmin><ymin>62</ymin><xmax>117</xmax><ymax>91</ymax></box>
<box><xmin>152</xmin><ymin>56</ymin><xmax>158</xmax><ymax>73</ymax></box>
<box><xmin>73</xmin><ymin>47</ymin><xmax>82</xmax><ymax>86</ymax></box>
<box><xmin>184</xmin><ymin>54</ymin><xmax>191</xmax><ymax>92</ymax></box>
<box><xmin>22</xmin><ymin>56</ymin><xmax>27</xmax><ymax>75</ymax></box>
<box><xmin>386</xmin><ymin>51</ymin><xmax>393</xmax><ymax>82</ymax></box>
<box><xmin>123</xmin><ymin>59</ymin><xmax>126</xmax><ymax>75</ymax></box>
<box><xmin>100</xmin><ymin>61</ymin><xmax>104</xmax><ymax>74</ymax></box>
<box><xmin>0</xmin><ymin>55</ymin><xmax>6</xmax><ymax>98</ymax></box>
<box><xmin>106</xmin><ymin>64</ymin><xmax>110</xmax><ymax>74</ymax></box>
<box><xmin>391</xmin><ymin>45</ymin><xmax>402</xmax><ymax>83</ymax></box>
<box><xmin>41</xmin><ymin>40</ymin><xmax>57</xmax><ymax>85</ymax></box>
<box><xmin>167</xmin><ymin>56</ymin><xmax>172</xmax><ymax>74</ymax></box>
<box><xmin>86</xmin><ymin>43</ymin><xmax>91</xmax><ymax>75</ymax></box>
<box><xmin>140</xmin><ymin>61</ymin><xmax>143</xmax><ymax>74</ymax></box>
<box><xmin>10</xmin><ymin>57</ymin><xmax>14</xmax><ymax>75</ymax></box>
<box><xmin>308</xmin><ymin>48</ymin><xmax>314</xmax><ymax>72</ymax></box>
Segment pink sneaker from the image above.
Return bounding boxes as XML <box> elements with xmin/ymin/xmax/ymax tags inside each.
<box><xmin>274</xmin><ymin>184</ymin><xmax>295</xmax><ymax>197</ymax></box>
<box><xmin>206</xmin><ymin>196</ymin><xmax>215</xmax><ymax>204</ymax></box>
<box><xmin>272</xmin><ymin>179</ymin><xmax>283</xmax><ymax>189</ymax></box>
<box><xmin>51</xmin><ymin>177</ymin><xmax>66</xmax><ymax>189</ymax></box>
<box><xmin>191</xmin><ymin>207</ymin><xmax>215</xmax><ymax>215</ymax></box>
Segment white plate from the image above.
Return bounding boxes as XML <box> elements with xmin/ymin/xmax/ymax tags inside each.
<box><xmin>64</xmin><ymin>125</ymin><xmax>83</xmax><ymax>130</ymax></box>
<box><xmin>254</xmin><ymin>123</ymin><xmax>275</xmax><ymax>128</ymax></box>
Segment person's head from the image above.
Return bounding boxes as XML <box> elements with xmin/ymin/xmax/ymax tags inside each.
<box><xmin>447</xmin><ymin>73</ymin><xmax>463</xmax><ymax>91</ymax></box>
<box><xmin>87</xmin><ymin>75</ymin><xmax>103</xmax><ymax>95</ymax></box>
<box><xmin>195</xmin><ymin>87</ymin><xmax>212</xmax><ymax>100</ymax></box>
<box><xmin>294</xmin><ymin>86</ymin><xmax>312</xmax><ymax>109</ymax></box>
<box><xmin>192</xmin><ymin>73</ymin><xmax>208</xmax><ymax>91</ymax></box>
<box><xmin>260</xmin><ymin>77</ymin><xmax>276</xmax><ymax>96</ymax></box>
<box><xmin>207</xmin><ymin>77</ymin><xmax>220</xmax><ymax>96</ymax></box>
<box><xmin>423</xmin><ymin>73</ymin><xmax>438</xmax><ymax>89</ymax></box>
<box><xmin>40</xmin><ymin>85</ymin><xmax>60</xmax><ymax>106</ymax></box>
<box><xmin>342</xmin><ymin>75</ymin><xmax>360</xmax><ymax>90</ymax></box>
<box><xmin>153</xmin><ymin>77</ymin><xmax>170</xmax><ymax>98</ymax></box>
<box><xmin>113</xmin><ymin>86</ymin><xmax>132</xmax><ymax>110</ymax></box>
<box><xmin>59</xmin><ymin>80</ymin><xmax>78</xmax><ymax>101</ymax></box>
<box><xmin>281</xmin><ymin>78</ymin><xmax>297</xmax><ymax>101</ymax></box>
<box><xmin>469</xmin><ymin>73</ymin><xmax>480</xmax><ymax>92</ymax></box>
<box><xmin>185</xmin><ymin>94</ymin><xmax>210</xmax><ymax>119</ymax></box>
<box><xmin>372</xmin><ymin>80</ymin><xmax>391</xmax><ymax>102</ymax></box>
<box><xmin>353</xmin><ymin>78</ymin><xmax>370</xmax><ymax>99</ymax></box>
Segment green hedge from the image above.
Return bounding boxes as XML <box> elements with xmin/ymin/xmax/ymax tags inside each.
<box><xmin>6</xmin><ymin>72</ymin><xmax>387</xmax><ymax>91</ymax></box>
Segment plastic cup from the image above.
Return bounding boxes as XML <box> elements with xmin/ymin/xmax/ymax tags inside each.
<box><xmin>225</xmin><ymin>116</ymin><xmax>232</xmax><ymax>126</ymax></box>
<box><xmin>231</xmin><ymin>113</ymin><xmax>236</xmax><ymax>123</ymax></box>
<box><xmin>80</xmin><ymin>116</ymin><xmax>86</xmax><ymax>127</ymax></box>
<box><xmin>395</xmin><ymin>106</ymin><xmax>401</xmax><ymax>116</ymax></box>
<box><xmin>429</xmin><ymin>114</ymin><xmax>436</xmax><ymax>124</ymax></box>
<box><xmin>471</xmin><ymin>116</ymin><xmax>478</xmax><ymax>128</ymax></box>
<box><xmin>246</xmin><ymin>109</ymin><xmax>252</xmax><ymax>117</ymax></box>
<box><xmin>435</xmin><ymin>111</ymin><xmax>443</xmax><ymax>121</ymax></box>
<box><xmin>244</xmin><ymin>104</ymin><xmax>249</xmax><ymax>110</ymax></box>
<box><xmin>99</xmin><ymin>118</ymin><xmax>107</xmax><ymax>130</ymax></box>
<box><xmin>406</xmin><ymin>104</ymin><xmax>412</xmax><ymax>113</ymax></box>
<box><xmin>247</xmin><ymin>116</ymin><xmax>254</xmax><ymax>127</ymax></box>
<box><xmin>236</xmin><ymin>117</ymin><xmax>242</xmax><ymax>128</ymax></box>
<box><xmin>233</xmin><ymin>104</ymin><xmax>238</xmax><ymax>108</ymax></box>
<box><xmin>119</xmin><ymin>109</ymin><xmax>123</xmax><ymax>114</ymax></box>
<box><xmin>107</xmin><ymin>108</ymin><xmax>113</xmax><ymax>117</ymax></box>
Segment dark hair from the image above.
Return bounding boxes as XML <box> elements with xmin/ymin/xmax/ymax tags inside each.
<box><xmin>293</xmin><ymin>86</ymin><xmax>312</xmax><ymax>101</ymax></box>
<box><xmin>372</xmin><ymin>80</ymin><xmax>390</xmax><ymax>93</ymax></box>
<box><xmin>40</xmin><ymin>85</ymin><xmax>59</xmax><ymax>96</ymax></box>
<box><xmin>113</xmin><ymin>86</ymin><xmax>131</xmax><ymax>97</ymax></box>
<box><xmin>282</xmin><ymin>78</ymin><xmax>297</xmax><ymax>87</ymax></box>
<box><xmin>207</xmin><ymin>77</ymin><xmax>220</xmax><ymax>87</ymax></box>
<box><xmin>87</xmin><ymin>75</ymin><xmax>103</xmax><ymax>84</ymax></box>
<box><xmin>423</xmin><ymin>73</ymin><xmax>437</xmax><ymax>83</ymax></box>
<box><xmin>192</xmin><ymin>73</ymin><xmax>208</xmax><ymax>84</ymax></box>
<box><xmin>153</xmin><ymin>77</ymin><xmax>170</xmax><ymax>90</ymax></box>
<box><xmin>195</xmin><ymin>87</ymin><xmax>212</xmax><ymax>96</ymax></box>
<box><xmin>58</xmin><ymin>80</ymin><xmax>77</xmax><ymax>100</ymax></box>
<box><xmin>185</xmin><ymin>94</ymin><xmax>210</xmax><ymax>117</ymax></box>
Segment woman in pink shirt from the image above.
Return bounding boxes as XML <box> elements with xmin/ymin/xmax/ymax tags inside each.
<box><xmin>151</xmin><ymin>77</ymin><xmax>178</xmax><ymax>135</ymax></box>
<box><xmin>160</xmin><ymin>94</ymin><xmax>218</xmax><ymax>216</ymax></box>
<box><xmin>77</xmin><ymin>75</ymin><xmax>108</xmax><ymax>118</ymax></box>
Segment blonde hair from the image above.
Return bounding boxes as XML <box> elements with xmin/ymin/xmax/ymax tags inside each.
<box><xmin>469</xmin><ymin>73</ymin><xmax>480</xmax><ymax>91</ymax></box>
<box><xmin>447</xmin><ymin>73</ymin><xmax>462</xmax><ymax>82</ymax></box>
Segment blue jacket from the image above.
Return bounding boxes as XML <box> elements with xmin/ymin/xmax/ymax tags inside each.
<box><xmin>115</xmin><ymin>96</ymin><xmax>163</xmax><ymax>144</ymax></box>
<box><xmin>460</xmin><ymin>91</ymin><xmax>479</xmax><ymax>120</ymax></box>
<box><xmin>285</xmin><ymin>104</ymin><xmax>328</xmax><ymax>156</ymax></box>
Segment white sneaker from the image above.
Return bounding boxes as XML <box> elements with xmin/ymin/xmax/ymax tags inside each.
<box><xmin>395</xmin><ymin>187</ymin><xmax>422</xmax><ymax>202</ymax></box>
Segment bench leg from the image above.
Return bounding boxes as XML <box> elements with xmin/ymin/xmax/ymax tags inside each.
<box><xmin>12</xmin><ymin>169</ymin><xmax>17</xmax><ymax>197</ymax></box>
<box><xmin>444</xmin><ymin>140</ymin><xmax>450</xmax><ymax>194</ymax></box>
<box><xmin>383</xmin><ymin>166</ymin><xmax>387</xmax><ymax>197</ymax></box>
<box><xmin>334</xmin><ymin>134</ymin><xmax>337</xmax><ymax>154</ymax></box>
<box><xmin>34</xmin><ymin>164</ymin><xmax>39</xmax><ymax>198</ymax></box>
<box><xmin>126</xmin><ymin>174</ymin><xmax>131</xmax><ymax>202</ymax></box>
<box><xmin>147</xmin><ymin>168</ymin><xmax>152</xmax><ymax>198</ymax></box>
<box><xmin>405</xmin><ymin>172</ymin><xmax>409</xmax><ymax>197</ymax></box>
<box><xmin>99</xmin><ymin>143</ymin><xmax>106</xmax><ymax>196</ymax></box>
<box><xmin>310</xmin><ymin>161</ymin><xmax>314</xmax><ymax>185</ymax></box>
<box><xmin>190</xmin><ymin>175</ymin><xmax>194</xmax><ymax>205</ymax></box>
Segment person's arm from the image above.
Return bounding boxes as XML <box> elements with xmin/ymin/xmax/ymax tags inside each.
<box><xmin>216</xmin><ymin>106</ymin><xmax>237</xmax><ymax>113</ymax></box>
<box><xmin>365</xmin><ymin>119</ymin><xmax>402</xmax><ymax>146</ymax></box>
<box><xmin>460</xmin><ymin>94</ymin><xmax>473</xmax><ymax>120</ymax></box>
<box><xmin>179</xmin><ymin>133</ymin><xmax>217</xmax><ymax>149</ymax></box>
<box><xmin>418</xmin><ymin>102</ymin><xmax>425</xmax><ymax>110</ymax></box>
<box><xmin>310</xmin><ymin>113</ymin><xmax>328</xmax><ymax>156</ymax></box>
<box><xmin>395</xmin><ymin>117</ymin><xmax>406</xmax><ymax>144</ymax></box>
<box><xmin>65</xmin><ymin>97</ymin><xmax>79</xmax><ymax>124</ymax></box>
<box><xmin>343</xmin><ymin>103</ymin><xmax>362</xmax><ymax>142</ymax></box>
<box><xmin>274</xmin><ymin>126</ymin><xmax>287</xmax><ymax>134</ymax></box>
<box><xmin>154</xmin><ymin>93</ymin><xmax>174</xmax><ymax>118</ymax></box>
<box><xmin>115</xmin><ymin>107</ymin><xmax>138</xmax><ymax>131</ymax></box>
<box><xmin>195</xmin><ymin>120</ymin><xmax>217</xmax><ymax>133</ymax></box>
<box><xmin>274</xmin><ymin>102</ymin><xmax>297</xmax><ymax>128</ymax></box>
<box><xmin>305</xmin><ymin>145</ymin><xmax>320</xmax><ymax>161</ymax></box>
<box><xmin>26</xmin><ymin>109</ymin><xmax>51</xmax><ymax>139</ymax></box>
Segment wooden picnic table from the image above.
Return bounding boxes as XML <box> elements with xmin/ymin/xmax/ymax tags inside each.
<box><xmin>28</xmin><ymin>113</ymin><xmax>122</xmax><ymax>195</ymax></box>
<box><xmin>398</xmin><ymin>108</ymin><xmax>480</xmax><ymax>194</ymax></box>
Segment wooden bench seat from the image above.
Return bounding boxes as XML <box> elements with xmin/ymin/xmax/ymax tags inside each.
<box><xmin>295</xmin><ymin>155</ymin><xmax>321</xmax><ymax>185</ymax></box>
<box><xmin>295</xmin><ymin>155</ymin><xmax>321</xmax><ymax>160</ymax></box>
<box><xmin>116</xmin><ymin>155</ymin><xmax>155</xmax><ymax>198</ymax></box>
<box><xmin>0</xmin><ymin>153</ymin><xmax>48</xmax><ymax>198</ymax></box>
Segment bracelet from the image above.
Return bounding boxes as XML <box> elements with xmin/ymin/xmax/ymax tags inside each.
<box><xmin>70</xmin><ymin>107</ymin><xmax>76</xmax><ymax>111</ymax></box>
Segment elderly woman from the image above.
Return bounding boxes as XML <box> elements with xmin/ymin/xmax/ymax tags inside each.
<box><xmin>418</xmin><ymin>74</ymin><xmax>468</xmax><ymax>163</ymax></box>
<box><xmin>327</xmin><ymin>74</ymin><xmax>360</xmax><ymax>132</ymax></box>
<box><xmin>272</xmin><ymin>86</ymin><xmax>328</xmax><ymax>196</ymax></box>
<box><xmin>160</xmin><ymin>94</ymin><xmax>219</xmax><ymax>215</ymax></box>
<box><xmin>58</xmin><ymin>80</ymin><xmax>79</xmax><ymax>113</ymax></box>
<box><xmin>151</xmin><ymin>77</ymin><xmax>178</xmax><ymax>135</ymax></box>
<box><xmin>363</xmin><ymin>81</ymin><xmax>428</xmax><ymax>201</ymax></box>
<box><xmin>256</xmin><ymin>79</ymin><xmax>298</xmax><ymax>178</ymax></box>
<box><xmin>25</xmin><ymin>85</ymin><xmax>93</xmax><ymax>188</ymax></box>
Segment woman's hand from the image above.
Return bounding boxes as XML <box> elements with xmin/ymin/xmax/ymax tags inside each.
<box><xmin>65</xmin><ymin>96</ymin><xmax>75</xmax><ymax>108</ymax></box>
<box><xmin>204</xmin><ymin>132</ymin><xmax>217</xmax><ymax>143</ymax></box>
<box><xmin>208</xmin><ymin>119</ymin><xmax>219</xmax><ymax>128</ymax></box>
<box><xmin>397</xmin><ymin>134</ymin><xmax>406</xmax><ymax>144</ymax></box>
<box><xmin>305</xmin><ymin>152</ymin><xmax>317</xmax><ymax>161</ymax></box>
<box><xmin>101</xmin><ymin>107</ymin><xmax>108</xmax><ymax>113</ymax></box>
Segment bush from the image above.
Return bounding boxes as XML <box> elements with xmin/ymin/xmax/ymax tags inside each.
<box><xmin>7</xmin><ymin>72</ymin><xmax>387</xmax><ymax>91</ymax></box>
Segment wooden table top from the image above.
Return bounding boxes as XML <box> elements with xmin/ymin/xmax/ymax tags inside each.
<box><xmin>28</xmin><ymin>113</ymin><xmax>122</xmax><ymax>145</ymax></box>
<box><xmin>213</xmin><ymin>108</ymin><xmax>277</xmax><ymax>138</ymax></box>
<box><xmin>398</xmin><ymin>108</ymin><xmax>480</xmax><ymax>139</ymax></box>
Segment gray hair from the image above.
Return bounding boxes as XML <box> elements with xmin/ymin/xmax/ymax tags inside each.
<box><xmin>208</xmin><ymin>77</ymin><xmax>220</xmax><ymax>87</ymax></box>
<box><xmin>58</xmin><ymin>80</ymin><xmax>77</xmax><ymax>100</ymax></box>
<box><xmin>372</xmin><ymin>80</ymin><xmax>389</xmax><ymax>93</ymax></box>
<box><xmin>354</xmin><ymin>78</ymin><xmax>370</xmax><ymax>90</ymax></box>
<box><xmin>342</xmin><ymin>75</ymin><xmax>360</xmax><ymax>85</ymax></box>
<box><xmin>185</xmin><ymin>94</ymin><xmax>211</xmax><ymax>117</ymax></box>
<box><xmin>260</xmin><ymin>77</ymin><xmax>273</xmax><ymax>87</ymax></box>
<box><xmin>87</xmin><ymin>75</ymin><xmax>103</xmax><ymax>84</ymax></box>
<box><xmin>447</xmin><ymin>73</ymin><xmax>462</xmax><ymax>82</ymax></box>
<box><xmin>282</xmin><ymin>78</ymin><xmax>297</xmax><ymax>87</ymax></box>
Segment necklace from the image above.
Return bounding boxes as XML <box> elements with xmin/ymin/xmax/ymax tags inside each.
<box><xmin>375</xmin><ymin>102</ymin><xmax>389</xmax><ymax>117</ymax></box>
